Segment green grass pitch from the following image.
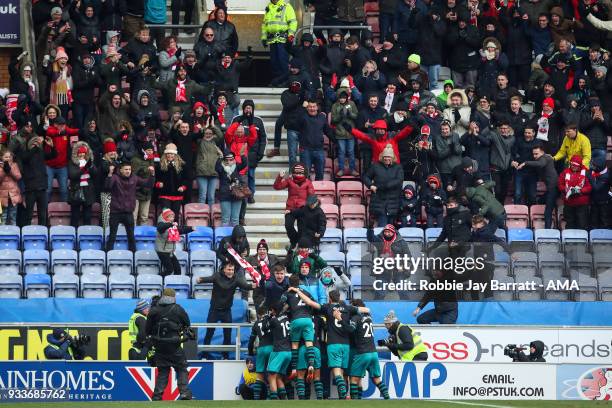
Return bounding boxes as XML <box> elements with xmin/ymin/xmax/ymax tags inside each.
<box><xmin>1</xmin><ymin>400</ymin><xmax>608</xmax><ymax>408</ymax></box>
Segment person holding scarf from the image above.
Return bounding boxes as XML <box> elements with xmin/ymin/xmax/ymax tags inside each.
<box><xmin>558</xmin><ymin>155</ymin><xmax>592</xmax><ymax>230</ymax></box>
<box><xmin>274</xmin><ymin>163</ymin><xmax>315</xmax><ymax>211</ymax></box>
<box><xmin>47</xmin><ymin>47</ymin><xmax>73</xmax><ymax>119</ymax></box>
<box><xmin>158</xmin><ymin>36</ymin><xmax>183</xmax><ymax>83</ymax></box>
<box><xmin>367</xmin><ymin>224</ymin><xmax>411</xmax><ymax>300</ymax></box>
<box><xmin>155</xmin><ymin>64</ymin><xmax>210</xmax><ymax>112</ymax></box>
<box><xmin>156</xmin><ymin>208</ymin><xmax>193</xmax><ymax>276</ymax></box>
<box><xmin>216</xmin><ymin>151</ymin><xmax>247</xmax><ymax>227</ymax></box>
<box><xmin>534</xmin><ymin>97</ymin><xmax>563</xmax><ymax>155</ymax></box>
<box><xmin>247</xmin><ymin>239</ymin><xmax>280</xmax><ymax>308</ymax></box>
<box><xmin>155</xmin><ymin>143</ymin><xmax>189</xmax><ymax>218</ymax></box>
<box><xmin>132</xmin><ymin>142</ymin><xmax>157</xmax><ymax>225</ymax></box>
<box><xmin>68</xmin><ymin>142</ymin><xmax>97</xmax><ymax>227</ymax></box>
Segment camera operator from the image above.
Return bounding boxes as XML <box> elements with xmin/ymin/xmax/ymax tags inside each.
<box><xmin>506</xmin><ymin>341</ymin><xmax>546</xmax><ymax>362</ymax></box>
<box><xmin>379</xmin><ymin>310</ymin><xmax>428</xmax><ymax>361</ymax></box>
<box><xmin>44</xmin><ymin>328</ymin><xmax>89</xmax><ymax>360</ymax></box>
<box><xmin>145</xmin><ymin>288</ymin><xmax>194</xmax><ymax>401</ymax></box>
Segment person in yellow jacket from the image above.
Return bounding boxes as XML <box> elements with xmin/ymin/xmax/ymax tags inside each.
<box><xmin>381</xmin><ymin>310</ymin><xmax>428</xmax><ymax>361</ymax></box>
<box><xmin>261</xmin><ymin>0</ymin><xmax>297</xmax><ymax>85</ymax></box>
<box><xmin>553</xmin><ymin>124</ymin><xmax>591</xmax><ymax>168</ymax></box>
<box><xmin>128</xmin><ymin>298</ymin><xmax>151</xmax><ymax>360</ymax></box>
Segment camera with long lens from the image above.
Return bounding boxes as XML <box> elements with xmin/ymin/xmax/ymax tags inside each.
<box><xmin>504</xmin><ymin>344</ymin><xmax>525</xmax><ymax>361</ymax></box>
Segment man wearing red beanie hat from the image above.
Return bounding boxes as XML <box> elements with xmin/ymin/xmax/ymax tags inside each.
<box><xmin>558</xmin><ymin>154</ymin><xmax>592</xmax><ymax>230</ymax></box>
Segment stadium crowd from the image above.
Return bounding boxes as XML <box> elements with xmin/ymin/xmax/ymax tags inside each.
<box><xmin>1</xmin><ymin>0</ymin><xmax>611</xmax><ymax>400</ymax></box>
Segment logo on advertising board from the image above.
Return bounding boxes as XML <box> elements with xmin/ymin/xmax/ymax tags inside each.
<box><xmin>557</xmin><ymin>365</ymin><xmax>612</xmax><ymax>400</ymax></box>
<box><xmin>125</xmin><ymin>366</ymin><xmax>202</xmax><ymax>401</ymax></box>
<box><xmin>362</xmin><ymin>362</ymin><xmax>447</xmax><ymax>399</ymax></box>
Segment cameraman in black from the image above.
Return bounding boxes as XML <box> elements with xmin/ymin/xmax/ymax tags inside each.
<box><xmin>44</xmin><ymin>328</ymin><xmax>89</xmax><ymax>360</ymax></box>
<box><xmin>145</xmin><ymin>288</ymin><xmax>194</xmax><ymax>401</ymax></box>
<box><xmin>506</xmin><ymin>341</ymin><xmax>546</xmax><ymax>362</ymax></box>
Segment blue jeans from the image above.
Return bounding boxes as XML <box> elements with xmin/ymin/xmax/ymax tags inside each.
<box><xmin>270</xmin><ymin>42</ymin><xmax>289</xmax><ymax>81</ymax></box>
<box><xmin>248</xmin><ymin>167</ymin><xmax>256</xmax><ymax>195</ymax></box>
<box><xmin>301</xmin><ymin>148</ymin><xmax>325</xmax><ymax>180</ymax></box>
<box><xmin>379</xmin><ymin>13</ymin><xmax>394</xmax><ymax>41</ymax></box>
<box><xmin>1</xmin><ymin>204</ymin><xmax>17</xmax><ymax>225</ymax></box>
<box><xmin>196</xmin><ymin>176</ymin><xmax>217</xmax><ymax>205</ymax></box>
<box><xmin>377</xmin><ymin>214</ymin><xmax>389</xmax><ymax>227</ymax></box>
<box><xmin>423</xmin><ymin>64</ymin><xmax>440</xmax><ymax>89</ymax></box>
<box><xmin>336</xmin><ymin>139</ymin><xmax>355</xmax><ymax>172</ymax></box>
<box><xmin>220</xmin><ymin>200</ymin><xmax>242</xmax><ymax>226</ymax></box>
<box><xmin>287</xmin><ymin>130</ymin><xmax>300</xmax><ymax>169</ymax></box>
<box><xmin>514</xmin><ymin>169</ymin><xmax>537</xmax><ymax>205</ymax></box>
<box><xmin>47</xmin><ymin>166</ymin><xmax>68</xmax><ymax>202</ymax></box>
<box><xmin>417</xmin><ymin>308</ymin><xmax>458</xmax><ymax>324</ymax></box>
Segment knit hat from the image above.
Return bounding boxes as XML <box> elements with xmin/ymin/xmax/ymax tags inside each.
<box><xmin>384</xmin><ymin>310</ymin><xmax>398</xmax><ymax>324</ymax></box>
<box><xmin>301</xmin><ymin>33</ymin><xmax>314</xmax><ymax>43</ymax></box>
<box><xmin>408</xmin><ymin>54</ymin><xmax>421</xmax><ymax>65</ymax></box>
<box><xmin>162</xmin><ymin>288</ymin><xmax>176</xmax><ymax>297</ymax></box>
<box><xmin>55</xmin><ymin>47</ymin><xmax>68</xmax><ymax>61</ymax></box>
<box><xmin>103</xmin><ymin>139</ymin><xmax>117</xmax><ymax>154</ymax></box>
<box><xmin>570</xmin><ymin>155</ymin><xmax>582</xmax><ymax>167</ymax></box>
<box><xmin>589</xmin><ymin>97</ymin><xmax>601</xmax><ymax>108</ymax></box>
<box><xmin>242</xmin><ymin>99</ymin><xmax>255</xmax><ymax>110</ymax></box>
<box><xmin>223</xmin><ymin>150</ymin><xmax>235</xmax><ymax>160</ymax></box>
<box><xmin>136</xmin><ymin>298</ymin><xmax>151</xmax><ymax>312</ymax></box>
<box><xmin>193</xmin><ymin>101</ymin><xmax>207</xmax><ymax>112</ymax></box>
<box><xmin>257</xmin><ymin>239</ymin><xmax>268</xmax><ymax>251</ymax></box>
<box><xmin>383</xmin><ymin>224</ymin><xmax>396</xmax><ymax>233</ymax></box>
<box><xmin>164</xmin><ymin>143</ymin><xmax>178</xmax><ymax>155</ymax></box>
<box><xmin>543</xmin><ymin>97</ymin><xmax>555</xmax><ymax>109</ymax></box>
<box><xmin>339</xmin><ymin>78</ymin><xmax>350</xmax><ymax>88</ymax></box>
<box><xmin>461</xmin><ymin>156</ymin><xmax>473</xmax><ymax>168</ymax></box>
<box><xmin>161</xmin><ymin>208</ymin><xmax>174</xmax><ymax>221</ymax></box>
<box><xmin>372</xmin><ymin>120</ymin><xmax>387</xmax><ymax>130</ymax></box>
<box><xmin>184</xmin><ymin>49</ymin><xmax>196</xmax><ymax>59</ymax></box>
<box><xmin>427</xmin><ymin>174</ymin><xmax>441</xmax><ymax>189</ymax></box>
<box><xmin>594</xmin><ymin>65</ymin><xmax>608</xmax><ymax>76</ymax></box>
<box><xmin>77</xmin><ymin>145</ymin><xmax>88</xmax><ymax>155</ymax></box>
<box><xmin>292</xmin><ymin>163</ymin><xmax>305</xmax><ymax>173</ymax></box>
<box><xmin>420</xmin><ymin>125</ymin><xmax>431</xmax><ymax>136</ymax></box>
<box><xmin>55</xmin><ymin>116</ymin><xmax>67</xmax><ymax>125</ymax></box>
<box><xmin>306</xmin><ymin>194</ymin><xmax>318</xmax><ymax>206</ymax></box>
<box><xmin>142</xmin><ymin>141</ymin><xmax>154</xmax><ymax>151</ymax></box>
<box><xmin>51</xmin><ymin>6</ymin><xmax>62</xmax><ymax>16</ymax></box>
<box><xmin>381</xmin><ymin>144</ymin><xmax>395</xmax><ymax>158</ymax></box>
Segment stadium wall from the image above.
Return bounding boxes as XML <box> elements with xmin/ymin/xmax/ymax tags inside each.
<box><xmin>0</xmin><ymin>361</ymin><xmax>608</xmax><ymax>401</ymax></box>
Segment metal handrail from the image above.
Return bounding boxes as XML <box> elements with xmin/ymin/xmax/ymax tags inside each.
<box><xmin>294</xmin><ymin>25</ymin><xmax>372</xmax><ymax>44</ymax></box>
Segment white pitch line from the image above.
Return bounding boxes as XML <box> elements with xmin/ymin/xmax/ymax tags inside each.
<box><xmin>425</xmin><ymin>400</ymin><xmax>521</xmax><ymax>408</ymax></box>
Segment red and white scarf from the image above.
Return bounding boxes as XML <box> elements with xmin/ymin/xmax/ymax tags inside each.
<box><xmin>537</xmin><ymin>111</ymin><xmax>551</xmax><ymax>142</ymax></box>
<box><xmin>564</xmin><ymin>168</ymin><xmax>586</xmax><ymax>198</ymax></box>
<box><xmin>227</xmin><ymin>246</ymin><xmax>262</xmax><ymax>285</ymax></box>
<box><xmin>409</xmin><ymin>93</ymin><xmax>420</xmax><ymax>111</ymax></box>
<box><xmin>176</xmin><ymin>80</ymin><xmax>187</xmax><ymax>103</ymax></box>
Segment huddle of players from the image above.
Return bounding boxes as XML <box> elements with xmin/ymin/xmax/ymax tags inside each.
<box><xmin>248</xmin><ymin>272</ymin><xmax>391</xmax><ymax>400</ymax></box>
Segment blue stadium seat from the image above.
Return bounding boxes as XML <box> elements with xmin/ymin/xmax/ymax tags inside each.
<box><xmin>190</xmin><ymin>250</ymin><xmax>216</xmax><ymax>278</ymax></box>
<box><xmin>50</xmin><ymin>226</ymin><xmax>76</xmax><ymax>250</ymax></box>
<box><xmin>319</xmin><ymin>251</ymin><xmax>346</xmax><ymax>272</ymax></box>
<box><xmin>590</xmin><ymin>229</ymin><xmax>612</xmax><ymax>253</ymax></box>
<box><xmin>23</xmin><ymin>250</ymin><xmax>50</xmax><ymax>275</ymax></box>
<box><xmin>214</xmin><ymin>227</ymin><xmax>233</xmax><ymax>249</ymax></box>
<box><xmin>107</xmin><ymin>250</ymin><xmax>133</xmax><ymax>275</ymax></box>
<box><xmin>320</xmin><ymin>228</ymin><xmax>343</xmax><ymax>252</ymax></box>
<box><xmin>343</xmin><ymin>228</ymin><xmax>368</xmax><ymax>252</ymax></box>
<box><xmin>399</xmin><ymin>227</ymin><xmax>424</xmax><ymax>253</ymax></box>
<box><xmin>80</xmin><ymin>273</ymin><xmax>107</xmax><ymax>298</ymax></box>
<box><xmin>51</xmin><ymin>249</ymin><xmax>78</xmax><ymax>275</ymax></box>
<box><xmin>425</xmin><ymin>228</ymin><xmax>442</xmax><ymax>243</ymax></box>
<box><xmin>562</xmin><ymin>229</ymin><xmax>588</xmax><ymax>254</ymax></box>
<box><xmin>0</xmin><ymin>226</ymin><xmax>20</xmax><ymax>250</ymax></box>
<box><xmin>109</xmin><ymin>273</ymin><xmax>135</xmax><ymax>298</ymax></box>
<box><xmin>79</xmin><ymin>249</ymin><xmax>106</xmax><ymax>275</ymax></box>
<box><xmin>136</xmin><ymin>274</ymin><xmax>162</xmax><ymax>298</ymax></box>
<box><xmin>135</xmin><ymin>250</ymin><xmax>161</xmax><ymax>275</ymax></box>
<box><xmin>24</xmin><ymin>274</ymin><xmax>51</xmax><ymax>298</ymax></box>
<box><xmin>105</xmin><ymin>225</ymin><xmax>128</xmax><ymax>250</ymax></box>
<box><xmin>135</xmin><ymin>226</ymin><xmax>157</xmax><ymax>251</ymax></box>
<box><xmin>507</xmin><ymin>228</ymin><xmax>535</xmax><ymax>252</ymax></box>
<box><xmin>188</xmin><ymin>227</ymin><xmax>214</xmax><ymax>251</ymax></box>
<box><xmin>534</xmin><ymin>229</ymin><xmax>561</xmax><ymax>253</ymax></box>
<box><xmin>192</xmin><ymin>275</ymin><xmax>212</xmax><ymax>299</ymax></box>
<box><xmin>0</xmin><ymin>249</ymin><xmax>21</xmax><ymax>276</ymax></box>
<box><xmin>346</xmin><ymin>249</ymin><xmax>372</xmax><ymax>288</ymax></box>
<box><xmin>493</xmin><ymin>251</ymin><xmax>510</xmax><ymax>277</ymax></box>
<box><xmin>0</xmin><ymin>274</ymin><xmax>22</xmax><ymax>299</ymax></box>
<box><xmin>175</xmin><ymin>250</ymin><xmax>189</xmax><ymax>275</ymax></box>
<box><xmin>78</xmin><ymin>226</ymin><xmax>104</xmax><ymax>250</ymax></box>
<box><xmin>22</xmin><ymin>225</ymin><xmax>48</xmax><ymax>250</ymax></box>
<box><xmin>53</xmin><ymin>272</ymin><xmax>79</xmax><ymax>298</ymax></box>
<box><xmin>164</xmin><ymin>275</ymin><xmax>191</xmax><ymax>298</ymax></box>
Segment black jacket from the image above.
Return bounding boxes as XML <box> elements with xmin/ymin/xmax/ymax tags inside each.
<box><xmin>446</xmin><ymin>24</ymin><xmax>481</xmax><ymax>73</ymax></box>
<box><xmin>154</xmin><ymin>161</ymin><xmax>190</xmax><ymax>199</ymax></box>
<box><xmin>145</xmin><ymin>296</ymin><xmax>190</xmax><ymax>357</ymax></box>
<box><xmin>500</xmin><ymin>12</ymin><xmax>533</xmax><ymax>66</ymax></box>
<box><xmin>201</xmin><ymin>20</ymin><xmax>239</xmax><ymax>56</ymax></box>
<box><xmin>217</xmin><ymin>226</ymin><xmax>251</xmax><ymax>267</ymax></box>
<box><xmin>297</xmin><ymin>111</ymin><xmax>333</xmax><ymax>149</ymax></box>
<box><xmin>364</xmin><ymin>162</ymin><xmax>404</xmax><ymax>217</ymax></box>
<box><xmin>280</xmin><ymin>90</ymin><xmax>304</xmax><ymax>131</ymax></box>
<box><xmin>434</xmin><ymin>205</ymin><xmax>472</xmax><ymax>246</ymax></box>
<box><xmin>580</xmin><ymin>110</ymin><xmax>610</xmax><ymax>151</ymax></box>
<box><xmin>23</xmin><ymin>138</ymin><xmax>56</xmax><ymax>192</ymax></box>
<box><xmin>416</xmin><ymin>14</ymin><xmax>447</xmax><ymax>66</ymax></box>
<box><xmin>319</xmin><ymin>41</ymin><xmax>347</xmax><ymax>79</ymax></box>
<box><xmin>101</xmin><ymin>0</ymin><xmax>123</xmax><ymax>31</ymax></box>
<box><xmin>523</xmin><ymin>154</ymin><xmax>558</xmax><ymax>191</ymax></box>
<box><xmin>286</xmin><ymin>204</ymin><xmax>327</xmax><ymax>241</ymax></box>
<box><xmin>460</xmin><ymin>130</ymin><xmax>492</xmax><ymax>177</ymax></box>
<box><xmin>213</xmin><ymin>57</ymin><xmax>252</xmax><ymax>93</ymax></box>
<box><xmin>72</xmin><ymin>61</ymin><xmax>102</xmax><ymax>102</ymax></box>
<box><xmin>417</xmin><ymin>272</ymin><xmax>459</xmax><ymax>313</ymax></box>
<box><xmin>215</xmin><ymin>156</ymin><xmax>247</xmax><ymax>202</ymax></box>
<box><xmin>516</xmin><ymin>340</ymin><xmax>546</xmax><ymax>362</ymax></box>
<box><xmin>199</xmin><ymin>270</ymin><xmax>252</xmax><ymax>310</ymax></box>
<box><xmin>376</xmin><ymin>44</ymin><xmax>407</xmax><ymax>81</ymax></box>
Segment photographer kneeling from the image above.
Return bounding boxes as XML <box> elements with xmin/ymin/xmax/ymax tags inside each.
<box><xmin>146</xmin><ymin>288</ymin><xmax>194</xmax><ymax>400</ymax></box>
<box><xmin>505</xmin><ymin>341</ymin><xmax>546</xmax><ymax>362</ymax></box>
<box><xmin>44</xmin><ymin>328</ymin><xmax>90</xmax><ymax>360</ymax></box>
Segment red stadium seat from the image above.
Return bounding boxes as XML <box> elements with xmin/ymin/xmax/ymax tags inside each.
<box><xmin>341</xmin><ymin>204</ymin><xmax>366</xmax><ymax>228</ymax></box>
<box><xmin>211</xmin><ymin>204</ymin><xmax>222</xmax><ymax>227</ymax></box>
<box><xmin>364</xmin><ymin>1</ymin><xmax>380</xmax><ymax>14</ymax></box>
<box><xmin>337</xmin><ymin>181</ymin><xmax>364</xmax><ymax>205</ymax></box>
<box><xmin>48</xmin><ymin>202</ymin><xmax>71</xmax><ymax>226</ymax></box>
<box><xmin>184</xmin><ymin>203</ymin><xmax>211</xmax><ymax>227</ymax></box>
<box><xmin>529</xmin><ymin>205</ymin><xmax>555</xmax><ymax>230</ymax></box>
<box><xmin>505</xmin><ymin>204</ymin><xmax>529</xmax><ymax>229</ymax></box>
<box><xmin>320</xmin><ymin>204</ymin><xmax>340</xmax><ymax>228</ymax></box>
<box><xmin>312</xmin><ymin>181</ymin><xmax>337</xmax><ymax>204</ymax></box>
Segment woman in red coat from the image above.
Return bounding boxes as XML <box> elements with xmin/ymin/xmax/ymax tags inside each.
<box><xmin>350</xmin><ymin>119</ymin><xmax>413</xmax><ymax>164</ymax></box>
<box><xmin>558</xmin><ymin>154</ymin><xmax>592</xmax><ymax>230</ymax></box>
<box><xmin>273</xmin><ymin>163</ymin><xmax>315</xmax><ymax>211</ymax></box>
<box><xmin>225</xmin><ymin>122</ymin><xmax>257</xmax><ymax>176</ymax></box>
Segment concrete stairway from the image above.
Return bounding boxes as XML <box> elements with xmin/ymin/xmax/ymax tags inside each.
<box><xmin>239</xmin><ymin>87</ymin><xmax>291</xmax><ymax>256</ymax></box>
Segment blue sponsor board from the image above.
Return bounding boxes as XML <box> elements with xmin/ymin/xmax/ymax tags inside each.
<box><xmin>0</xmin><ymin>361</ymin><xmax>214</xmax><ymax>402</ymax></box>
<box><xmin>361</xmin><ymin>362</ymin><xmax>448</xmax><ymax>399</ymax></box>
<box><xmin>0</xmin><ymin>2</ymin><xmax>20</xmax><ymax>45</ymax></box>
<box><xmin>556</xmin><ymin>364</ymin><xmax>612</xmax><ymax>401</ymax></box>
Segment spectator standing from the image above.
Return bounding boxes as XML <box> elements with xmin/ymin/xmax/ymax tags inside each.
<box><xmin>273</xmin><ymin>163</ymin><xmax>315</xmax><ymax>211</ymax></box>
<box><xmin>432</xmin><ymin>121</ymin><xmax>463</xmax><ymax>188</ymax></box>
<box><xmin>580</xmin><ymin>98</ymin><xmax>610</xmax><ymax>163</ymax></box>
<box><xmin>364</xmin><ymin>145</ymin><xmax>404</xmax><ymax>226</ymax></box>
<box><xmin>22</xmin><ymin>135</ymin><xmax>54</xmax><ymax>226</ymax></box>
<box><xmin>155</xmin><ymin>144</ymin><xmax>189</xmax><ymax>217</ymax></box>
<box><xmin>67</xmin><ymin>142</ymin><xmax>97</xmax><ymax>227</ymax></box>
<box><xmin>0</xmin><ymin>150</ymin><xmax>22</xmax><ymax>225</ymax></box>
<box><xmin>558</xmin><ymin>155</ymin><xmax>592</xmax><ymax>230</ymax></box>
<box><xmin>511</xmin><ymin>125</ymin><xmax>539</xmax><ymax>205</ymax></box>
<box><xmin>131</xmin><ymin>142</ymin><xmax>157</xmax><ymax>225</ymax></box>
<box><xmin>261</xmin><ymin>0</ymin><xmax>297</xmax><ymax>86</ymax></box>
<box><xmin>446</xmin><ymin>10</ymin><xmax>481</xmax><ymax>89</ymax></box>
<box><xmin>46</xmin><ymin>47</ymin><xmax>73</xmax><ymax>119</ymax></box>
<box><xmin>247</xmin><ymin>239</ymin><xmax>280</xmax><ymax>308</ymax></box>
<box><xmin>44</xmin><ymin>116</ymin><xmax>78</xmax><ymax>202</ymax></box>
<box><xmin>216</xmin><ymin>225</ymin><xmax>250</xmax><ymax>272</ymax></box>
<box><xmin>105</xmin><ymin>162</ymin><xmax>153</xmax><ymax>251</ymax></box>
<box><xmin>330</xmin><ymin>90</ymin><xmax>359</xmax><ymax>177</ymax></box>
<box><xmin>156</xmin><ymin>208</ymin><xmax>193</xmax><ymax>276</ymax></box>
<box><xmin>553</xmin><ymin>124</ymin><xmax>592</xmax><ymax>169</ymax></box>
<box><xmin>203</xmin><ymin>7</ymin><xmax>239</xmax><ymax>56</ymax></box>
<box><xmin>588</xmin><ymin>156</ymin><xmax>611</xmax><ymax>228</ymax></box>
<box><xmin>216</xmin><ymin>152</ymin><xmax>247</xmax><ymax>227</ymax></box>
<box><xmin>422</xmin><ymin>174</ymin><xmax>446</xmax><ymax>227</ymax></box>
<box><xmin>443</xmin><ymin>90</ymin><xmax>472</xmax><ymax>136</ymax></box>
<box><xmin>430</xmin><ymin>196</ymin><xmax>472</xmax><ymax>258</ymax></box>
<box><xmin>489</xmin><ymin>121</ymin><xmax>516</xmax><ymax>204</ymax></box>
<box><xmin>195</xmin><ymin>123</ymin><xmax>224</xmax><ymax>205</ymax></box>
<box><xmin>100</xmin><ymin>140</ymin><xmax>119</xmax><ymax>229</ymax></box>
<box><xmin>268</xmin><ymin>81</ymin><xmax>303</xmax><ymax>163</ymax></box>
<box><xmin>460</xmin><ymin>122</ymin><xmax>492</xmax><ymax>180</ymax></box>
<box><xmin>297</xmin><ymin>101</ymin><xmax>333</xmax><ymax>181</ymax></box>
<box><xmin>285</xmin><ymin>194</ymin><xmax>327</xmax><ymax>249</ymax></box>
<box><xmin>337</xmin><ymin>0</ymin><xmax>365</xmax><ymax>37</ymax></box>
<box><xmin>518</xmin><ymin>144</ymin><xmax>558</xmax><ymax>228</ymax></box>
